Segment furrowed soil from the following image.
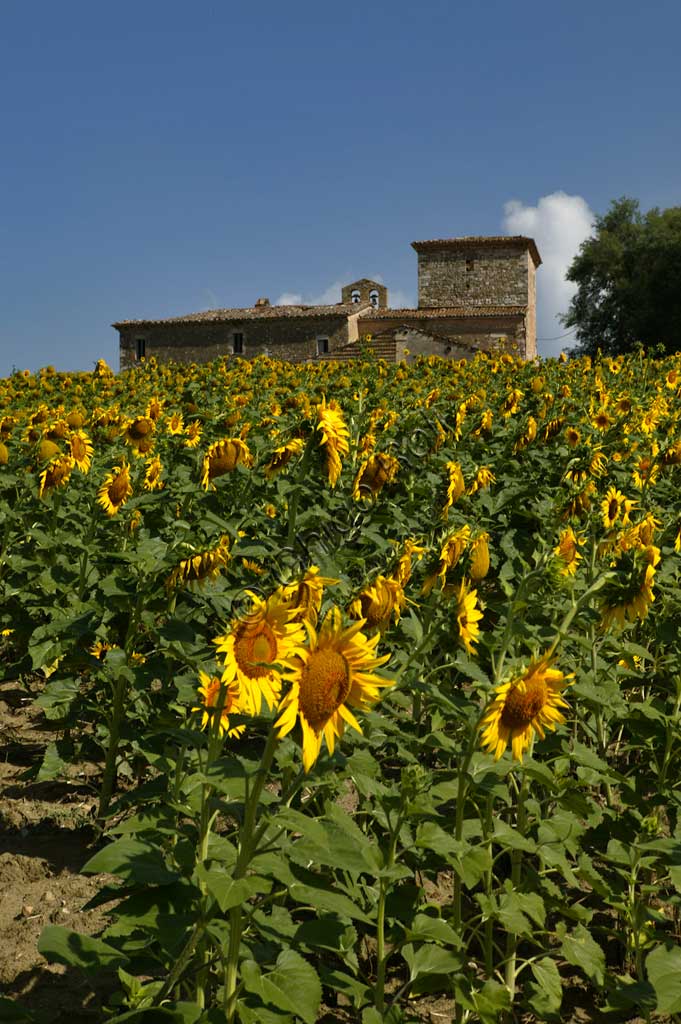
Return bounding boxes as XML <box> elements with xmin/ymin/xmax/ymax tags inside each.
<box><xmin>0</xmin><ymin>679</ymin><xmax>114</xmax><ymax>1022</ymax></box>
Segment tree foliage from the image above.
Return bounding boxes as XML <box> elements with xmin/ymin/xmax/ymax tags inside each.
<box><xmin>564</xmin><ymin>197</ymin><xmax>681</xmax><ymax>357</ymax></box>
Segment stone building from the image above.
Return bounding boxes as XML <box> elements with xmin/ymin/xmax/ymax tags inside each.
<box><xmin>114</xmin><ymin>236</ymin><xmax>541</xmax><ymax>368</ymax></box>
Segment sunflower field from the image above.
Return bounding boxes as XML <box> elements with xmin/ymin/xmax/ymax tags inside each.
<box><xmin>2</xmin><ymin>348</ymin><xmax>681</xmax><ymax>1023</ymax></box>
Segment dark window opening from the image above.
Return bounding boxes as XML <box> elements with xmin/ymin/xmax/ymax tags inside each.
<box><xmin>317</xmin><ymin>338</ymin><xmax>329</xmax><ymax>355</ymax></box>
<box><xmin>466</xmin><ymin>259</ymin><xmax>474</xmax><ymax>272</ymax></box>
<box><xmin>136</xmin><ymin>338</ymin><xmax>146</xmax><ymax>360</ymax></box>
<box><xmin>369</xmin><ymin>289</ymin><xmax>379</xmax><ymax>307</ymax></box>
<box><xmin>232</xmin><ymin>333</ymin><xmax>244</xmax><ymax>354</ymax></box>
<box><xmin>350</xmin><ymin>289</ymin><xmax>361</xmax><ymax>304</ymax></box>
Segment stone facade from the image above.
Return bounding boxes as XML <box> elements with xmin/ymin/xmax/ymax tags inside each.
<box><xmin>116</xmin><ymin>307</ymin><xmax>364</xmax><ymax>371</ymax></box>
<box><xmin>113</xmin><ymin>235</ymin><xmax>540</xmax><ymax>367</ymax></box>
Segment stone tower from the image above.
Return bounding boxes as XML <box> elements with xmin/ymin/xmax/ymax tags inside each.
<box><xmin>411</xmin><ymin>236</ymin><xmax>541</xmax><ymax>357</ymax></box>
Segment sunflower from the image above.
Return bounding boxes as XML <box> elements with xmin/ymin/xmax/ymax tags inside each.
<box><xmin>469</xmin><ymin>532</ymin><xmax>490</xmax><ymax>580</ymax></box>
<box><xmin>201</xmin><ymin>437</ymin><xmax>253</xmax><ymax>489</ymax></box>
<box><xmin>479</xmin><ymin>657</ymin><xmax>572</xmax><ymax>762</ymax></box>
<box><xmin>349</xmin><ymin>574</ymin><xmax>406</xmax><ymax>633</ymax></box>
<box><xmin>166</xmin><ymin>411</ymin><xmax>184</xmax><ymax>435</ymax></box>
<box><xmin>123</xmin><ymin>416</ymin><xmax>156</xmax><ymax>454</ymax></box>
<box><xmin>513</xmin><ymin>416</ymin><xmax>537</xmax><ymax>453</ymax></box>
<box><xmin>280</xmin><ymin>566</ymin><xmax>338</xmax><ymax>625</ymax></box>
<box><xmin>97</xmin><ymin>460</ymin><xmax>133</xmax><ymax>516</ymax></box>
<box><xmin>316</xmin><ymin>397</ymin><xmax>350</xmax><ymax>487</ymax></box>
<box><xmin>592</xmin><ymin>408</ymin><xmax>612</xmax><ymax>431</ymax></box>
<box><xmin>276</xmin><ymin>607</ymin><xmax>391</xmax><ymax>772</ymax></box>
<box><xmin>69</xmin><ymin>430</ymin><xmax>94</xmax><ymax>473</ymax></box>
<box><xmin>263</xmin><ymin>437</ymin><xmax>305</xmax><ymax>479</ymax></box>
<box><xmin>0</xmin><ymin>442</ymin><xmax>8</xmax><ymax>465</ymax></box>
<box><xmin>140</xmin><ymin>456</ymin><xmax>163</xmax><ymax>491</ymax></box>
<box><xmin>422</xmin><ymin>525</ymin><xmax>471</xmax><ymax>595</ymax></box>
<box><xmin>184</xmin><ymin>420</ymin><xmax>203</xmax><ymax>448</ymax></box>
<box><xmin>146</xmin><ymin>396</ymin><xmax>165</xmax><ymax>421</ymax></box>
<box><xmin>166</xmin><ymin>534</ymin><xmax>231</xmax><ymax>590</ymax></box>
<box><xmin>455</xmin><ymin>578</ymin><xmax>483</xmax><ymax>655</ymax></box>
<box><xmin>38</xmin><ymin>455</ymin><xmax>75</xmax><ymax>498</ymax></box>
<box><xmin>467</xmin><ymin>466</ymin><xmax>495</xmax><ymax>495</ymax></box>
<box><xmin>393</xmin><ymin>537</ymin><xmax>425</xmax><ymax>586</ymax></box>
<box><xmin>352</xmin><ymin>451</ymin><xmax>399</xmax><ymax>501</ymax></box>
<box><xmin>192</xmin><ymin>671</ymin><xmax>246</xmax><ymax>737</ymax></box>
<box><xmin>474</xmin><ymin>409</ymin><xmax>493</xmax><ymax>436</ymax></box>
<box><xmin>600</xmin><ymin>551</ymin><xmax>658</xmax><ymax>631</ymax></box>
<box><xmin>600</xmin><ymin>486</ymin><xmax>630</xmax><ymax>530</ymax></box>
<box><xmin>554</xmin><ymin>526</ymin><xmax>584</xmax><ymax>576</ymax></box>
<box><xmin>441</xmin><ymin>461</ymin><xmax>465</xmax><ymax>519</ymax></box>
<box><xmin>214</xmin><ymin>590</ymin><xmax>306</xmax><ymax>714</ymax></box>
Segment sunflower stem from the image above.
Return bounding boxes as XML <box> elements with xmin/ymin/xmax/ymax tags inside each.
<box><xmin>225</xmin><ymin>721</ymin><xmax>280</xmax><ymax>1023</ymax></box>
<box><xmin>452</xmin><ymin>736</ymin><xmax>476</xmax><ymax>930</ymax></box>
<box><xmin>375</xmin><ymin>824</ymin><xmax>400</xmax><ymax>1013</ymax></box>
<box><xmin>97</xmin><ymin>669</ymin><xmax>128</xmax><ymax>820</ymax></box>
<box><xmin>504</xmin><ymin>763</ymin><xmax>529</xmax><ymax>1004</ymax></box>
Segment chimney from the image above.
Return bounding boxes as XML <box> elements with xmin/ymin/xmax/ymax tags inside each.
<box><xmin>254</xmin><ymin>297</ymin><xmax>270</xmax><ymax>308</ymax></box>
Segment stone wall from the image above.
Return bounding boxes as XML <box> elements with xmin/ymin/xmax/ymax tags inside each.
<box><xmin>526</xmin><ymin>253</ymin><xmax>537</xmax><ymax>358</ymax></box>
<box><xmin>359</xmin><ymin>312</ymin><xmax>527</xmax><ymax>358</ymax></box>
<box><xmin>417</xmin><ymin>243</ymin><xmax>529</xmax><ymax>309</ymax></box>
<box><xmin>118</xmin><ymin>315</ymin><xmax>353</xmax><ymax>370</ymax></box>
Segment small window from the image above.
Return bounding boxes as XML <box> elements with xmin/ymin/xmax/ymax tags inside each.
<box><xmin>317</xmin><ymin>338</ymin><xmax>329</xmax><ymax>355</ymax></box>
<box><xmin>465</xmin><ymin>259</ymin><xmax>474</xmax><ymax>272</ymax></box>
<box><xmin>135</xmin><ymin>338</ymin><xmax>146</xmax><ymax>360</ymax></box>
<box><xmin>350</xmin><ymin>289</ymin><xmax>361</xmax><ymax>304</ymax></box>
<box><xmin>232</xmin><ymin>333</ymin><xmax>244</xmax><ymax>355</ymax></box>
<box><xmin>369</xmin><ymin>289</ymin><xmax>379</xmax><ymax>308</ymax></box>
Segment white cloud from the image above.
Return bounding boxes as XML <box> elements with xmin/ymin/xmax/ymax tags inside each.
<box><xmin>503</xmin><ymin>192</ymin><xmax>595</xmax><ymax>357</ymax></box>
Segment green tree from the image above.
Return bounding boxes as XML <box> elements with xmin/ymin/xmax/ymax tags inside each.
<box><xmin>564</xmin><ymin>197</ymin><xmax>681</xmax><ymax>357</ymax></box>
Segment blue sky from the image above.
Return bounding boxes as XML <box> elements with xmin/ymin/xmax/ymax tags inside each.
<box><xmin>2</xmin><ymin>0</ymin><xmax>680</xmax><ymax>374</ymax></box>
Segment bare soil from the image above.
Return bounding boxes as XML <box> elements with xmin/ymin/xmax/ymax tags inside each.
<box><xmin>0</xmin><ymin>680</ymin><xmax>114</xmax><ymax>1022</ymax></box>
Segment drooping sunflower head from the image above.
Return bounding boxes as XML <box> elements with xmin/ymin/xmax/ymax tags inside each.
<box><xmin>276</xmin><ymin>607</ymin><xmax>392</xmax><ymax>772</ymax></box>
<box><xmin>279</xmin><ymin>566</ymin><xmax>338</xmax><ymax>625</ymax></box>
<box><xmin>600</xmin><ymin>548</ymin><xmax>657</xmax><ymax>631</ymax></box>
<box><xmin>479</xmin><ymin>657</ymin><xmax>572</xmax><ymax>762</ymax></box>
<box><xmin>441</xmin><ymin>461</ymin><xmax>465</xmax><ymax>519</ymax></box>
<box><xmin>352</xmin><ymin>452</ymin><xmax>400</xmax><ymax>501</ymax></box>
<box><xmin>315</xmin><ymin>398</ymin><xmax>350</xmax><ymax>487</ymax></box>
<box><xmin>263</xmin><ymin>437</ymin><xmax>305</xmax><ymax>480</ymax></box>
<box><xmin>201</xmin><ymin>437</ymin><xmax>254</xmax><ymax>489</ymax></box>
<box><xmin>348</xmin><ymin>574</ymin><xmax>406</xmax><ymax>633</ymax></box>
<box><xmin>468</xmin><ymin>532</ymin><xmax>490</xmax><ymax>581</ymax></box>
<box><xmin>422</xmin><ymin>525</ymin><xmax>471</xmax><ymax>595</ymax></box>
<box><xmin>553</xmin><ymin>526</ymin><xmax>584</xmax><ymax>576</ymax></box>
<box><xmin>392</xmin><ymin>537</ymin><xmax>425</xmax><ymax>587</ymax></box>
<box><xmin>166</xmin><ymin>534</ymin><xmax>231</xmax><ymax>590</ymax></box>
<box><xmin>143</xmin><ymin>456</ymin><xmax>164</xmax><ymax>492</ymax></box>
<box><xmin>97</xmin><ymin>460</ymin><xmax>133</xmax><ymax>516</ymax></box>
<box><xmin>38</xmin><ymin>455</ymin><xmax>75</xmax><ymax>498</ymax></box>
<box><xmin>467</xmin><ymin>466</ymin><xmax>495</xmax><ymax>496</ymax></box>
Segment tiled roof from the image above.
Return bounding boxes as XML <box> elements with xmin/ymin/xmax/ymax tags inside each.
<box><xmin>360</xmin><ymin>305</ymin><xmax>527</xmax><ymax>319</ymax></box>
<box><xmin>411</xmin><ymin>235</ymin><xmax>541</xmax><ymax>267</ymax></box>
<box><xmin>113</xmin><ymin>302</ymin><xmax>369</xmax><ymax>328</ymax></box>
